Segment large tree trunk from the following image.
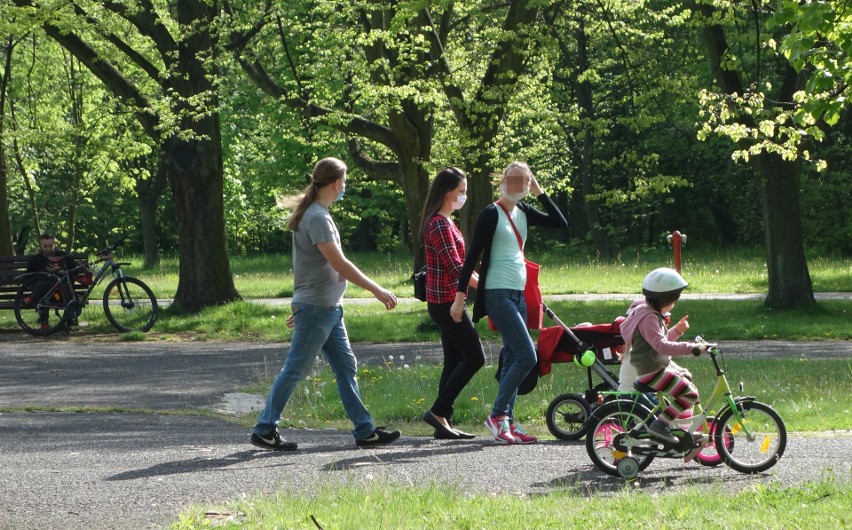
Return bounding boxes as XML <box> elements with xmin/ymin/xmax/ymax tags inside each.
<box><xmin>167</xmin><ymin>1</ymin><xmax>238</xmax><ymax>311</ymax></box>
<box><xmin>166</xmin><ymin>132</ymin><xmax>238</xmax><ymax>311</ymax></box>
<box><xmin>753</xmin><ymin>153</ymin><xmax>814</xmax><ymax>308</ymax></box>
<box><xmin>692</xmin><ymin>0</ymin><xmax>814</xmax><ymax>309</ymax></box>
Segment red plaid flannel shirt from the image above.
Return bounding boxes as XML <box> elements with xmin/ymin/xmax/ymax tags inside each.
<box><xmin>424</xmin><ymin>215</ymin><xmax>465</xmax><ymax>304</ymax></box>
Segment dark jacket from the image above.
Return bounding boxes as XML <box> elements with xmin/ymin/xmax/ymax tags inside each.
<box><xmin>27</xmin><ymin>250</ymin><xmax>76</xmax><ymax>274</ymax></box>
<box><xmin>456</xmin><ymin>194</ymin><xmax>567</xmax><ymax>323</ymax></box>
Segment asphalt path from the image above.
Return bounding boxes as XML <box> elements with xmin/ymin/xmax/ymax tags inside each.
<box><xmin>0</xmin><ymin>337</ymin><xmax>850</xmax><ymax>529</ymax></box>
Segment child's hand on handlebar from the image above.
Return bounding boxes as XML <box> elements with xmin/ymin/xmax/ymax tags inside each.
<box><xmin>691</xmin><ymin>343</ymin><xmax>708</xmax><ymax>356</ymax></box>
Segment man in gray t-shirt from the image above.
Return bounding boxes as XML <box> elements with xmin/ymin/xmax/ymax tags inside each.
<box><xmin>292</xmin><ymin>202</ymin><xmax>347</xmax><ymax>307</ymax></box>
<box><xmin>251</xmin><ymin>156</ymin><xmax>401</xmax><ymax>451</ymax></box>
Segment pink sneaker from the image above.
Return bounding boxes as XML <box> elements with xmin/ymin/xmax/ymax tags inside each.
<box><xmin>510</xmin><ymin>423</ymin><xmax>538</xmax><ymax>444</ymax></box>
<box><xmin>484</xmin><ymin>415</ymin><xmax>515</xmax><ymax>444</ymax></box>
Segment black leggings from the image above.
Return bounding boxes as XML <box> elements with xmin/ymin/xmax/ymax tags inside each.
<box><xmin>427</xmin><ymin>302</ymin><xmax>486</xmax><ymax>420</ymax></box>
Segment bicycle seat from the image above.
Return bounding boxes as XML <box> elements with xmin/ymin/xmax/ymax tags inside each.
<box><xmin>633</xmin><ymin>380</ymin><xmax>657</xmax><ymax>393</ymax></box>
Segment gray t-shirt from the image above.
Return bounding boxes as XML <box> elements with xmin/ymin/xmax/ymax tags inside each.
<box><xmin>292</xmin><ymin>202</ymin><xmax>347</xmax><ymax>306</ymax></box>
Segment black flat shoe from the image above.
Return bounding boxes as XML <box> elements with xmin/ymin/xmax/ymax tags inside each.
<box><xmin>422</xmin><ymin>411</ymin><xmax>460</xmax><ymax>440</ymax></box>
<box><xmin>450</xmin><ymin>427</ymin><xmax>476</xmax><ymax>440</ymax></box>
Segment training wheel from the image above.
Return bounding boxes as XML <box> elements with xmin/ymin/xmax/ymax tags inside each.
<box><xmin>617</xmin><ymin>456</ymin><xmax>640</xmax><ymax>479</ymax></box>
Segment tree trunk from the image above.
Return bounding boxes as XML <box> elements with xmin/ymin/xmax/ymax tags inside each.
<box><xmin>167</xmin><ymin>0</ymin><xmax>239</xmax><ymax>311</ymax></box>
<box><xmin>136</xmin><ymin>148</ymin><xmax>168</xmax><ymax>269</ymax></box>
<box><xmin>692</xmin><ymin>0</ymin><xmax>814</xmax><ymax>309</ymax></box>
<box><xmin>753</xmin><ymin>153</ymin><xmax>814</xmax><ymax>308</ymax></box>
<box><xmin>166</xmin><ymin>132</ymin><xmax>239</xmax><ymax>311</ymax></box>
<box><xmin>574</xmin><ymin>18</ymin><xmax>611</xmax><ymax>259</ymax></box>
<box><xmin>0</xmin><ymin>37</ymin><xmax>14</xmax><ymax>255</ymax></box>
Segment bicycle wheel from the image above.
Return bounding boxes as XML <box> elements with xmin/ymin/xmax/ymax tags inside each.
<box><xmin>102</xmin><ymin>276</ymin><xmax>158</xmax><ymax>332</ymax></box>
<box><xmin>695</xmin><ymin>416</ymin><xmax>733</xmax><ymax>467</ymax></box>
<box><xmin>585</xmin><ymin>400</ymin><xmax>655</xmax><ymax>477</ymax></box>
<box><xmin>14</xmin><ymin>276</ymin><xmax>71</xmax><ymax>336</ymax></box>
<box><xmin>714</xmin><ymin>401</ymin><xmax>786</xmax><ymax>473</ymax></box>
<box><xmin>546</xmin><ymin>393</ymin><xmax>590</xmax><ymax>440</ymax></box>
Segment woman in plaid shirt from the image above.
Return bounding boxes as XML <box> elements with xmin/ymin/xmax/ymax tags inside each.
<box><xmin>418</xmin><ymin>167</ymin><xmax>485</xmax><ymax>440</ymax></box>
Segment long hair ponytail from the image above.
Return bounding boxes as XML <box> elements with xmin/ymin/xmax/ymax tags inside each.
<box><xmin>285</xmin><ymin>157</ymin><xmax>347</xmax><ymax>231</ymax></box>
<box><xmin>418</xmin><ymin>167</ymin><xmax>466</xmax><ymax>237</ymax></box>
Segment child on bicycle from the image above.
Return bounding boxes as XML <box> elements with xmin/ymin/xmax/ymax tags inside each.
<box><xmin>619</xmin><ymin>268</ymin><xmax>707</xmax><ymax>443</ymax></box>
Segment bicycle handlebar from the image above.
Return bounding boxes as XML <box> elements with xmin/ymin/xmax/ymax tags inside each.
<box><xmin>95</xmin><ymin>234</ymin><xmax>127</xmax><ymax>257</ymax></box>
<box><xmin>694</xmin><ymin>335</ymin><xmax>720</xmax><ymax>356</ymax></box>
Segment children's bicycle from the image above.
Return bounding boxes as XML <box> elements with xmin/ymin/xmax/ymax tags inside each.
<box><xmin>585</xmin><ymin>337</ymin><xmax>786</xmax><ymax>479</ymax></box>
<box><xmin>13</xmin><ymin>236</ymin><xmax>158</xmax><ymax>336</ymax></box>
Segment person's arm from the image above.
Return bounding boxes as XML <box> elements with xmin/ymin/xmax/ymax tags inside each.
<box><xmin>637</xmin><ymin>314</ymin><xmax>699</xmax><ymax>357</ymax></box>
<box><xmin>451</xmin><ymin>206</ymin><xmax>495</xmax><ymax>321</ymax></box>
<box><xmin>456</xmin><ymin>206</ymin><xmax>494</xmax><ymax>293</ymax></box>
<box><xmin>316</xmin><ymin>240</ymin><xmax>397</xmax><ymax>310</ymax></box>
<box><xmin>522</xmin><ymin>193</ymin><xmax>568</xmax><ymax>229</ymax></box>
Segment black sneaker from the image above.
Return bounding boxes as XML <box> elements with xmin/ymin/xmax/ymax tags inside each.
<box><xmin>647</xmin><ymin>419</ymin><xmax>678</xmax><ymax>444</ymax></box>
<box><xmin>355</xmin><ymin>426</ymin><xmax>401</xmax><ymax>448</ymax></box>
<box><xmin>250</xmin><ymin>430</ymin><xmax>298</xmax><ymax>451</ymax></box>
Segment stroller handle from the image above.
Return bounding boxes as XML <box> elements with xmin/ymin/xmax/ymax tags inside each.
<box><xmin>542</xmin><ymin>303</ymin><xmax>593</xmax><ymax>352</ymax></box>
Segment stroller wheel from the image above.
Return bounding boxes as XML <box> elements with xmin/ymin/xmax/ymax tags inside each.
<box><xmin>546</xmin><ymin>393</ymin><xmax>590</xmax><ymax>440</ymax></box>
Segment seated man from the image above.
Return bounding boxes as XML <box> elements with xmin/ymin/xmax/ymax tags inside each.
<box><xmin>27</xmin><ymin>232</ymin><xmax>76</xmax><ymax>274</ymax></box>
<box><xmin>26</xmin><ymin>232</ymin><xmax>77</xmax><ymax>330</ymax></box>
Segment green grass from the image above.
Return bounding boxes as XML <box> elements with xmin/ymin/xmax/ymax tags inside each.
<box><xmin>3</xmin><ymin>297</ymin><xmax>851</xmax><ymax>341</ymax></box>
<box><xmin>172</xmin><ymin>476</ymin><xmax>852</xmax><ymax>529</ymax></box>
<box><xmin>99</xmin><ymin>246</ymin><xmax>852</xmax><ymax>299</ymax></box>
<box><xmin>237</xmin><ymin>356</ymin><xmax>851</xmax><ymax>434</ymax></box>
<box><xmin>2</xmin><ymin>246</ymin><xmax>849</xmax><ymax>340</ymax></box>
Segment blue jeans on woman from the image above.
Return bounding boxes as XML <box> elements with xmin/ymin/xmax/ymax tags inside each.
<box><xmin>485</xmin><ymin>289</ymin><xmax>537</xmax><ymax>419</ymax></box>
<box><xmin>252</xmin><ymin>304</ymin><xmax>375</xmax><ymax>440</ymax></box>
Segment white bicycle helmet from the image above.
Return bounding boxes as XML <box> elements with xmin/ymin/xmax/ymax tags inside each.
<box><xmin>642</xmin><ymin>267</ymin><xmax>688</xmax><ymax>298</ymax></box>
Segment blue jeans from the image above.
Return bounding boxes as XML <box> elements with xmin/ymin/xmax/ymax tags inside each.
<box><xmin>485</xmin><ymin>289</ymin><xmax>537</xmax><ymax>419</ymax></box>
<box><xmin>252</xmin><ymin>304</ymin><xmax>375</xmax><ymax>439</ymax></box>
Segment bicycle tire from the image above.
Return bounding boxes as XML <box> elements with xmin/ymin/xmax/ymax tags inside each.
<box><xmin>14</xmin><ymin>276</ymin><xmax>71</xmax><ymax>336</ymax></box>
<box><xmin>714</xmin><ymin>400</ymin><xmax>786</xmax><ymax>474</ymax></box>
<box><xmin>585</xmin><ymin>400</ymin><xmax>655</xmax><ymax>477</ymax></box>
<box><xmin>695</xmin><ymin>416</ymin><xmax>733</xmax><ymax>467</ymax></box>
<box><xmin>545</xmin><ymin>393</ymin><xmax>590</xmax><ymax>440</ymax></box>
<box><xmin>102</xmin><ymin>276</ymin><xmax>158</xmax><ymax>332</ymax></box>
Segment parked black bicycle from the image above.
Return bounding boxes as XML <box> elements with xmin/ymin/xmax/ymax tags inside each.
<box><xmin>13</xmin><ymin>236</ymin><xmax>157</xmax><ymax>336</ymax></box>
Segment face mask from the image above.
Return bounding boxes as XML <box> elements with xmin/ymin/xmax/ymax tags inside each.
<box><xmin>501</xmin><ymin>182</ymin><xmax>527</xmax><ymax>202</ymax></box>
<box><xmin>335</xmin><ymin>185</ymin><xmax>345</xmax><ymax>202</ymax></box>
<box><xmin>451</xmin><ymin>194</ymin><xmax>467</xmax><ymax>210</ymax></box>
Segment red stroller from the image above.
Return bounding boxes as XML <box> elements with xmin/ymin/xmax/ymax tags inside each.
<box><xmin>537</xmin><ymin>304</ymin><xmax>625</xmax><ymax>440</ymax></box>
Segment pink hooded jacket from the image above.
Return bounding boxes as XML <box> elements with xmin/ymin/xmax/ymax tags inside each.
<box><xmin>620</xmin><ymin>299</ymin><xmax>695</xmax><ymax>376</ymax></box>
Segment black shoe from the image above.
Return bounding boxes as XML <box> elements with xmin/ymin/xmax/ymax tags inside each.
<box><xmin>356</xmin><ymin>426</ymin><xmax>401</xmax><ymax>448</ymax></box>
<box><xmin>450</xmin><ymin>425</ymin><xmax>477</xmax><ymax>440</ymax></box>
<box><xmin>423</xmin><ymin>411</ymin><xmax>460</xmax><ymax>440</ymax></box>
<box><xmin>250</xmin><ymin>430</ymin><xmax>298</xmax><ymax>451</ymax></box>
<box><xmin>647</xmin><ymin>419</ymin><xmax>678</xmax><ymax>444</ymax></box>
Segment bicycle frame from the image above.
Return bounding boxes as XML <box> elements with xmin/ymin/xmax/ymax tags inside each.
<box><xmin>601</xmin><ymin>346</ymin><xmax>755</xmax><ymax>455</ymax></box>
<box><xmin>18</xmin><ymin>251</ymin><xmax>127</xmax><ymax>316</ymax></box>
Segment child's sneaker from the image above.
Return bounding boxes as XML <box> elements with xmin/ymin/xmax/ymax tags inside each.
<box><xmin>509</xmin><ymin>423</ymin><xmax>537</xmax><ymax>444</ymax></box>
<box><xmin>648</xmin><ymin>419</ymin><xmax>678</xmax><ymax>444</ymax></box>
<box><xmin>485</xmin><ymin>415</ymin><xmax>515</xmax><ymax>444</ymax></box>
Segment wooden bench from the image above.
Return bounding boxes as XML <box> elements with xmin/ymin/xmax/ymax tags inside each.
<box><xmin>0</xmin><ymin>253</ymin><xmax>89</xmax><ymax>310</ymax></box>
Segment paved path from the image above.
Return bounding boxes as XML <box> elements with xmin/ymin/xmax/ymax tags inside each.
<box><xmin>0</xmin><ymin>339</ymin><xmax>850</xmax><ymax>529</ymax></box>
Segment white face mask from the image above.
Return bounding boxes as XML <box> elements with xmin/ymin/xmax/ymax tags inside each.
<box><xmin>451</xmin><ymin>194</ymin><xmax>467</xmax><ymax>210</ymax></box>
<box><xmin>500</xmin><ymin>181</ymin><xmax>527</xmax><ymax>202</ymax></box>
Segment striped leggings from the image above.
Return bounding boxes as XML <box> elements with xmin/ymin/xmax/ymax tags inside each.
<box><xmin>637</xmin><ymin>368</ymin><xmax>699</xmax><ymax>423</ymax></box>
